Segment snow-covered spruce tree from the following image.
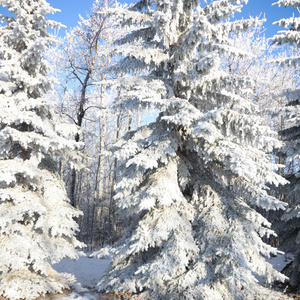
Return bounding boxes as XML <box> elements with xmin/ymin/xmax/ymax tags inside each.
<box><xmin>0</xmin><ymin>1</ymin><xmax>84</xmax><ymax>299</ymax></box>
<box><xmin>96</xmin><ymin>0</ymin><xmax>289</xmax><ymax>299</ymax></box>
<box><xmin>271</xmin><ymin>0</ymin><xmax>300</xmax><ymax>292</ymax></box>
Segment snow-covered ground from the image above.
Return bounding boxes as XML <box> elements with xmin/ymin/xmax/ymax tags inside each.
<box><xmin>267</xmin><ymin>253</ymin><xmax>294</xmax><ymax>273</ymax></box>
<box><xmin>49</xmin><ymin>254</ymin><xmax>111</xmax><ymax>300</ymax></box>
<box><xmin>257</xmin><ymin>253</ymin><xmax>294</xmax><ymax>286</ymax></box>
<box><xmin>47</xmin><ymin>252</ymin><xmax>294</xmax><ymax>300</ymax></box>
<box><xmin>53</xmin><ymin>254</ymin><xmax>111</xmax><ymax>289</ymax></box>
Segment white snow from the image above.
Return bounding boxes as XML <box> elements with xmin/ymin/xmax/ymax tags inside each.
<box><xmin>47</xmin><ymin>251</ymin><xmax>293</xmax><ymax>300</ymax></box>
<box><xmin>49</xmin><ymin>254</ymin><xmax>111</xmax><ymax>300</ymax></box>
<box><xmin>53</xmin><ymin>292</ymin><xmax>99</xmax><ymax>300</ymax></box>
<box><xmin>256</xmin><ymin>253</ymin><xmax>294</xmax><ymax>286</ymax></box>
<box><xmin>267</xmin><ymin>253</ymin><xmax>294</xmax><ymax>272</ymax></box>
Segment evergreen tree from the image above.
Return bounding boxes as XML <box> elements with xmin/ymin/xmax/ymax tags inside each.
<box><xmin>272</xmin><ymin>0</ymin><xmax>300</xmax><ymax>292</ymax></box>
<box><xmin>0</xmin><ymin>1</ymin><xmax>84</xmax><ymax>299</ymax></box>
<box><xmin>96</xmin><ymin>0</ymin><xmax>289</xmax><ymax>299</ymax></box>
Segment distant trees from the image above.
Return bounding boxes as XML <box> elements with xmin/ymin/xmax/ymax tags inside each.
<box><xmin>47</xmin><ymin>0</ymin><xmax>148</xmax><ymax>249</ymax></box>
<box><xmin>51</xmin><ymin>0</ymin><xmax>121</xmax><ymax>248</ymax></box>
<box><xmin>0</xmin><ymin>0</ymin><xmax>84</xmax><ymax>299</ymax></box>
<box><xmin>271</xmin><ymin>0</ymin><xmax>300</xmax><ymax>292</ymax></box>
<box><xmin>51</xmin><ymin>0</ymin><xmax>116</xmax><ymax>209</ymax></box>
<box><xmin>96</xmin><ymin>0</ymin><xmax>289</xmax><ymax>299</ymax></box>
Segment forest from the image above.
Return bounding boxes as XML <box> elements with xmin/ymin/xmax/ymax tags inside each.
<box><xmin>0</xmin><ymin>0</ymin><xmax>299</xmax><ymax>299</ymax></box>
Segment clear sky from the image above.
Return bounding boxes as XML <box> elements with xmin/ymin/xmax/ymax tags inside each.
<box><xmin>47</xmin><ymin>0</ymin><xmax>295</xmax><ymax>38</ymax></box>
<box><xmin>0</xmin><ymin>0</ymin><xmax>297</xmax><ymax>38</ymax></box>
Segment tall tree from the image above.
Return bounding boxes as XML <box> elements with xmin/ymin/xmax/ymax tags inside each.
<box><xmin>96</xmin><ymin>0</ymin><xmax>288</xmax><ymax>299</ymax></box>
<box><xmin>0</xmin><ymin>1</ymin><xmax>84</xmax><ymax>299</ymax></box>
<box><xmin>52</xmin><ymin>0</ymin><xmax>119</xmax><ymax>209</ymax></box>
<box><xmin>271</xmin><ymin>0</ymin><xmax>300</xmax><ymax>292</ymax></box>
<box><xmin>48</xmin><ymin>0</ymin><xmax>147</xmax><ymax>248</ymax></box>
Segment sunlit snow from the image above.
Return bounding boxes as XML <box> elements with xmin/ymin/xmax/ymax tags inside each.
<box><xmin>44</xmin><ymin>252</ymin><xmax>293</xmax><ymax>299</ymax></box>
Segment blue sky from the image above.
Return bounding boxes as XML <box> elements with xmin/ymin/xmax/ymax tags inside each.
<box><xmin>47</xmin><ymin>0</ymin><xmax>295</xmax><ymax>38</ymax></box>
<box><xmin>0</xmin><ymin>0</ymin><xmax>296</xmax><ymax>38</ymax></box>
